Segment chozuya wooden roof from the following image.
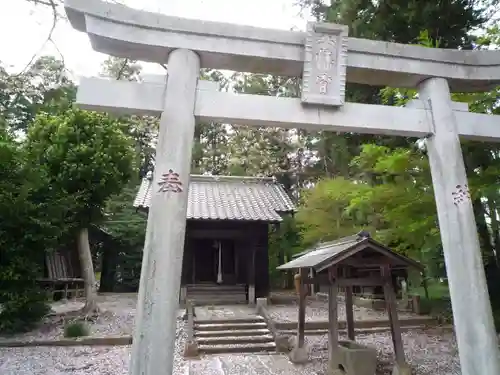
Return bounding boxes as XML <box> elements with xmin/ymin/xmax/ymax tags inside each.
<box><xmin>277</xmin><ymin>231</ymin><xmax>424</xmax><ymax>272</ymax></box>
<box><xmin>133</xmin><ymin>172</ymin><xmax>296</xmax><ymax>222</ymax></box>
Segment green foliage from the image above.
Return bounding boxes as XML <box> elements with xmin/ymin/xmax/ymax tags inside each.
<box><xmin>349</xmin><ymin>145</ymin><xmax>441</xmax><ymax>260</ymax></box>
<box><xmin>308</xmin><ymin>0</ymin><xmax>489</xmax><ymax>48</ymax></box>
<box><xmin>102</xmin><ymin>184</ymin><xmax>147</xmax><ymax>291</ymax></box>
<box><xmin>0</xmin><ymin>128</ymin><xmax>67</xmax><ymax>333</ymax></box>
<box><xmin>296</xmin><ymin>144</ymin><xmax>444</xmax><ymax>273</ymax></box>
<box><xmin>0</xmin><ymin>295</ymin><xmax>51</xmax><ymax>334</ymax></box>
<box><xmin>25</xmin><ymin>109</ymin><xmax>136</xmax><ymax>226</ymax></box>
<box><xmin>104</xmin><ymin>184</ymin><xmax>146</xmax><ymax>247</ymax></box>
<box><xmin>268</xmin><ymin>216</ymin><xmax>302</xmax><ymax>286</ymax></box>
<box><xmin>0</xmin><ymin>57</ymin><xmax>76</xmax><ymax>131</ymax></box>
<box><xmin>99</xmin><ymin>57</ymin><xmax>158</xmax><ymax>179</ymax></box>
<box><xmin>296</xmin><ymin>177</ymin><xmax>372</xmax><ymax>247</ymax></box>
<box><xmin>64</xmin><ymin>320</ymin><xmax>90</xmax><ymax>338</ymax></box>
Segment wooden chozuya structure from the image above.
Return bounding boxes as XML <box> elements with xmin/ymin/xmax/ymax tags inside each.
<box><xmin>134</xmin><ymin>172</ymin><xmax>296</xmax><ymax>304</ymax></box>
<box><xmin>278</xmin><ymin>231</ymin><xmax>424</xmax><ymax>375</ymax></box>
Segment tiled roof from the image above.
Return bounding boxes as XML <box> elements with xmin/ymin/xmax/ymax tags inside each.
<box><xmin>133</xmin><ymin>173</ymin><xmax>296</xmax><ymax>222</ymax></box>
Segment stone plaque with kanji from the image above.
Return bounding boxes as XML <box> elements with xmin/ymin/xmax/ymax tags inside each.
<box><xmin>301</xmin><ymin>22</ymin><xmax>348</xmax><ymax>107</ymax></box>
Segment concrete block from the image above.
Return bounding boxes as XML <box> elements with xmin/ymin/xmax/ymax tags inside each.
<box><xmin>275</xmin><ymin>334</ymin><xmax>292</xmax><ymax>353</ymax></box>
<box><xmin>289</xmin><ymin>344</ymin><xmax>309</xmax><ymax>363</ymax></box>
<box><xmin>179</xmin><ymin>286</ymin><xmax>187</xmax><ymax>305</ymax></box>
<box><xmin>248</xmin><ymin>285</ymin><xmax>255</xmax><ymax>306</ymax></box>
<box><xmin>183</xmin><ymin>340</ymin><xmax>199</xmax><ymax>358</ymax></box>
<box><xmin>329</xmin><ymin>340</ymin><xmax>377</xmax><ymax>375</ymax></box>
<box><xmin>392</xmin><ymin>363</ymin><xmax>412</xmax><ymax>375</ymax></box>
<box><xmin>256</xmin><ymin>297</ymin><xmax>267</xmax><ymax>309</ymax></box>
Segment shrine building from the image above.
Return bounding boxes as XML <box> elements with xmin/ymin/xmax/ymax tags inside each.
<box><xmin>133</xmin><ymin>172</ymin><xmax>296</xmax><ymax>304</ymax></box>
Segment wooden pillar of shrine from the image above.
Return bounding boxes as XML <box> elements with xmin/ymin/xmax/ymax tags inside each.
<box><xmin>381</xmin><ymin>264</ymin><xmax>409</xmax><ymax>374</ymax></box>
<box><xmin>248</xmin><ymin>244</ymin><xmax>256</xmax><ymax>305</ymax></box>
<box><xmin>327</xmin><ymin>266</ymin><xmax>339</xmax><ymax>363</ymax></box>
<box><xmin>344</xmin><ymin>268</ymin><xmax>355</xmax><ymax>341</ymax></box>
<box><xmin>290</xmin><ymin>267</ymin><xmax>309</xmax><ymax>363</ymax></box>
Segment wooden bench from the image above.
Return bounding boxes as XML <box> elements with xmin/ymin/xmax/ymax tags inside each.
<box><xmin>37</xmin><ymin>251</ymin><xmax>84</xmax><ymax>300</ymax></box>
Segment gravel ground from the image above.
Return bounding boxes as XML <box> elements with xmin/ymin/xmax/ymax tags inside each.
<box><xmin>0</xmin><ymin>319</ymin><xmax>188</xmax><ymax>375</ymax></box>
<box><xmin>0</xmin><ymin>294</ymin><xmax>462</xmax><ymax>375</ymax></box>
<box><xmin>0</xmin><ymin>295</ymin><xmax>417</xmax><ymax>342</ymax></box>
<box><xmin>0</xmin><ymin>326</ymin><xmax>461</xmax><ymax>375</ymax></box>
<box><xmin>268</xmin><ymin>298</ymin><xmax>414</xmax><ymax>323</ymax></box>
<box><xmin>305</xmin><ymin>329</ymin><xmax>460</xmax><ymax>375</ymax></box>
<box><xmin>0</xmin><ymin>295</ymin><xmax>139</xmax><ymax>342</ymax></box>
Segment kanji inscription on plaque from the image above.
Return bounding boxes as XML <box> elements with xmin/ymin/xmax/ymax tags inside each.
<box><xmin>301</xmin><ymin>22</ymin><xmax>348</xmax><ymax>107</ymax></box>
<box><xmin>158</xmin><ymin>169</ymin><xmax>184</xmax><ymax>193</ymax></box>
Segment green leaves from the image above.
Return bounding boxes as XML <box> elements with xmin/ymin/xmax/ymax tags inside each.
<box><xmin>25</xmin><ymin>108</ymin><xmax>136</xmax><ymax>226</ymax></box>
<box><xmin>296</xmin><ymin>142</ymin><xmax>439</xmax><ymax>267</ymax></box>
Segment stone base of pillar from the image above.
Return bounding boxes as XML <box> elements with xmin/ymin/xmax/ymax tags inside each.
<box><xmin>248</xmin><ymin>284</ymin><xmax>255</xmax><ymax>305</ymax></box>
<box><xmin>183</xmin><ymin>340</ymin><xmax>199</xmax><ymax>358</ymax></box>
<box><xmin>179</xmin><ymin>286</ymin><xmax>187</xmax><ymax>305</ymax></box>
<box><xmin>392</xmin><ymin>363</ymin><xmax>412</xmax><ymax>375</ymax></box>
<box><xmin>289</xmin><ymin>344</ymin><xmax>309</xmax><ymax>363</ymax></box>
<box><xmin>256</xmin><ymin>297</ymin><xmax>267</xmax><ymax>310</ymax></box>
<box><xmin>275</xmin><ymin>334</ymin><xmax>292</xmax><ymax>353</ymax></box>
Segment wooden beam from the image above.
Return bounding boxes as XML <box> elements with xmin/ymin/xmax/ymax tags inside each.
<box><xmin>303</xmin><ymin>276</ymin><xmax>384</xmax><ymax>287</ymax></box>
<box><xmin>188</xmin><ymin>229</ymin><xmax>247</xmax><ymax>239</ymax></box>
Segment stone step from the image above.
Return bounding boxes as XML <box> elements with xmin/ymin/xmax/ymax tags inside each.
<box><xmin>198</xmin><ymin>341</ymin><xmax>276</xmax><ymax>354</ymax></box>
<box><xmin>188</xmin><ymin>296</ymin><xmax>246</xmax><ymax>301</ymax></box>
<box><xmin>186</xmin><ymin>293</ymin><xmax>247</xmax><ymax>301</ymax></box>
<box><xmin>195</xmin><ymin>317</ymin><xmax>264</xmax><ymax>325</ymax></box>
<box><xmin>197</xmin><ymin>334</ymin><xmax>274</xmax><ymax>345</ymax></box>
<box><xmin>187</xmin><ymin>285</ymin><xmax>246</xmax><ymax>292</ymax></box>
<box><xmin>187</xmin><ymin>292</ymin><xmax>246</xmax><ymax>298</ymax></box>
<box><xmin>187</xmin><ymin>288</ymin><xmax>246</xmax><ymax>292</ymax></box>
<box><xmin>187</xmin><ymin>291</ymin><xmax>246</xmax><ymax>295</ymax></box>
<box><xmin>187</xmin><ymin>299</ymin><xmax>247</xmax><ymax>306</ymax></box>
<box><xmin>196</xmin><ymin>328</ymin><xmax>271</xmax><ymax>337</ymax></box>
<box><xmin>195</xmin><ymin>322</ymin><xmax>267</xmax><ymax>331</ymax></box>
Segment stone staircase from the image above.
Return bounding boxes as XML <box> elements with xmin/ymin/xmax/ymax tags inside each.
<box><xmin>186</xmin><ymin>284</ymin><xmax>247</xmax><ymax>305</ymax></box>
<box><xmin>194</xmin><ymin>316</ymin><xmax>276</xmax><ymax>354</ymax></box>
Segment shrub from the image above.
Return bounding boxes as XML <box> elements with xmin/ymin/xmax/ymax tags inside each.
<box><xmin>0</xmin><ymin>128</ymin><xmax>71</xmax><ymax>334</ymax></box>
<box><xmin>0</xmin><ymin>288</ymin><xmax>50</xmax><ymax>334</ymax></box>
<box><xmin>64</xmin><ymin>320</ymin><xmax>90</xmax><ymax>338</ymax></box>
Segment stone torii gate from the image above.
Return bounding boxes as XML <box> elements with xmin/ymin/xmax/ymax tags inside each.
<box><xmin>65</xmin><ymin>0</ymin><xmax>500</xmax><ymax>374</ymax></box>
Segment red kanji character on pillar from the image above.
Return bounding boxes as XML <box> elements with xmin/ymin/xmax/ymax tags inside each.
<box><xmin>158</xmin><ymin>169</ymin><xmax>184</xmax><ymax>193</ymax></box>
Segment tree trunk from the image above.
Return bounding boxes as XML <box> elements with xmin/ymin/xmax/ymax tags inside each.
<box><xmin>77</xmin><ymin>227</ymin><xmax>99</xmax><ymax>314</ymax></box>
<box><xmin>487</xmin><ymin>197</ymin><xmax>500</xmax><ymax>267</ymax></box>
<box><xmin>472</xmin><ymin>198</ymin><xmax>496</xmax><ymax>267</ymax></box>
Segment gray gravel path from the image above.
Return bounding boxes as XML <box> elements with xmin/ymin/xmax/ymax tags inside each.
<box><xmin>0</xmin><ymin>327</ymin><xmax>462</xmax><ymax>375</ymax></box>
<box><xmin>268</xmin><ymin>298</ymin><xmax>414</xmax><ymax>322</ymax></box>
<box><xmin>0</xmin><ymin>319</ymin><xmax>188</xmax><ymax>375</ymax></box>
<box><xmin>0</xmin><ymin>294</ymin><xmax>463</xmax><ymax>374</ymax></box>
<box><xmin>305</xmin><ymin>329</ymin><xmax>461</xmax><ymax>375</ymax></box>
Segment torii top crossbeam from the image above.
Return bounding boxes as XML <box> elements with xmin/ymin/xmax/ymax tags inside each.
<box><xmin>65</xmin><ymin>0</ymin><xmax>500</xmax><ymax>92</ymax></box>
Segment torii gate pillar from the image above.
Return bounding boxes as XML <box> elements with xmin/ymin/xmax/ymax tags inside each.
<box><xmin>130</xmin><ymin>48</ymin><xmax>200</xmax><ymax>375</ymax></box>
<box><xmin>419</xmin><ymin>77</ymin><xmax>500</xmax><ymax>375</ymax></box>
